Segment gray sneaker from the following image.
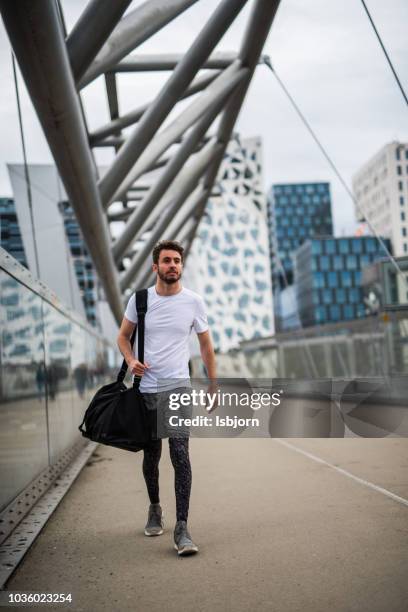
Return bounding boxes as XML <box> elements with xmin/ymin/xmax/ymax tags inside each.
<box><xmin>144</xmin><ymin>503</ymin><xmax>164</xmax><ymax>536</ymax></box>
<box><xmin>173</xmin><ymin>520</ymin><xmax>199</xmax><ymax>556</ymax></box>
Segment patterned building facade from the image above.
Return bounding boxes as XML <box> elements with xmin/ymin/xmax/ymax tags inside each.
<box><xmin>185</xmin><ymin>137</ymin><xmax>274</xmax><ymax>353</ymax></box>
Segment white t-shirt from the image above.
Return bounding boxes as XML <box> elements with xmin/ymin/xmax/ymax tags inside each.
<box><xmin>124</xmin><ymin>285</ymin><xmax>209</xmax><ymax>393</ymax></box>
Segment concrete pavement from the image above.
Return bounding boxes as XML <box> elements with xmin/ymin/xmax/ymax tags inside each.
<box><xmin>5</xmin><ymin>438</ymin><xmax>408</xmax><ymax>612</ymax></box>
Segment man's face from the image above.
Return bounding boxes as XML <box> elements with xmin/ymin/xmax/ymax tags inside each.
<box><xmin>153</xmin><ymin>249</ymin><xmax>183</xmax><ymax>284</ymax></box>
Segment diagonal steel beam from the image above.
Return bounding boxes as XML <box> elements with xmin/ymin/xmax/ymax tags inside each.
<box><xmin>0</xmin><ymin>0</ymin><xmax>124</xmax><ymax>323</ymax></box>
<box><xmin>165</xmin><ymin>186</ymin><xmax>209</xmax><ymax>245</ymax></box>
<box><xmin>78</xmin><ymin>0</ymin><xmax>199</xmax><ymax>89</ymax></box>
<box><xmin>204</xmin><ymin>0</ymin><xmax>281</xmax><ymax>198</ymax></box>
<box><xmin>114</xmin><ymin>51</ymin><xmax>239</xmax><ymax>72</ymax></box>
<box><xmin>66</xmin><ymin>0</ymin><xmax>132</xmax><ymax>84</ymax></box>
<box><xmin>108</xmin><ymin>60</ymin><xmax>245</xmax><ymax>205</ymax></box>
<box><xmin>89</xmin><ymin>70</ymin><xmax>220</xmax><ymax>145</ymax></box>
<box><xmin>120</xmin><ymin>139</ymin><xmax>222</xmax><ymax>291</ymax></box>
<box><xmin>92</xmin><ymin>136</ymin><xmax>125</xmax><ymax>148</ymax></box>
<box><xmin>186</xmin><ymin>0</ymin><xmax>282</xmax><ymax>262</ymax></box>
<box><xmin>112</xmin><ymin>66</ymin><xmax>248</xmax><ymax>262</ymax></box>
<box><xmin>98</xmin><ymin>0</ymin><xmax>249</xmax><ymax>207</ymax></box>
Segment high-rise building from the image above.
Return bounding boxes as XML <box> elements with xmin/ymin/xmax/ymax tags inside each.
<box><xmin>58</xmin><ymin>200</ymin><xmax>98</xmax><ymax>328</ymax></box>
<box><xmin>267</xmin><ymin>182</ymin><xmax>333</xmax><ymax>330</ymax></box>
<box><xmin>184</xmin><ymin>136</ymin><xmax>273</xmax><ymax>352</ymax></box>
<box><xmin>294</xmin><ymin>236</ymin><xmax>391</xmax><ymax>327</ymax></box>
<box><xmin>0</xmin><ymin>197</ymin><xmax>28</xmax><ymax>268</ymax></box>
<box><xmin>352</xmin><ymin>141</ymin><xmax>408</xmax><ymax>257</ymax></box>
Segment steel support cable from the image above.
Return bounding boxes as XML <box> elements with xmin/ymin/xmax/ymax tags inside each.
<box><xmin>11</xmin><ymin>52</ymin><xmax>41</xmax><ymax>278</ymax></box>
<box><xmin>360</xmin><ymin>0</ymin><xmax>408</xmax><ymax>107</ymax></box>
<box><xmin>263</xmin><ymin>58</ymin><xmax>408</xmax><ymax>291</ymax></box>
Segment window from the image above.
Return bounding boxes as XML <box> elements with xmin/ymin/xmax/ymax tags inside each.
<box><xmin>406</xmin><ymin>150</ymin><xmax>408</xmax><ymax>160</ymax></box>
<box><xmin>399</xmin><ymin>181</ymin><xmax>403</xmax><ymax>190</ymax></box>
<box><xmin>403</xmin><ymin>228</ymin><xmax>407</xmax><ymax>237</ymax></box>
<box><xmin>401</xmin><ymin>196</ymin><xmax>405</xmax><ymax>206</ymax></box>
<box><xmin>313</xmin><ymin>272</ymin><xmax>325</xmax><ymax>288</ymax></box>
<box><xmin>401</xmin><ymin>211</ymin><xmax>406</xmax><ymax>221</ymax></box>
<box><xmin>316</xmin><ymin>306</ymin><xmax>326</xmax><ymax>324</ymax></box>
<box><xmin>328</xmin><ymin>272</ymin><xmax>338</xmax><ymax>288</ymax></box>
<box><xmin>311</xmin><ymin>241</ymin><xmax>322</xmax><ymax>255</ymax></box>
<box><xmin>360</xmin><ymin>254</ymin><xmax>370</xmax><ymax>267</ymax></box>
<box><xmin>320</xmin><ymin>255</ymin><xmax>330</xmax><ymax>271</ymax></box>
<box><xmin>339</xmin><ymin>239</ymin><xmax>349</xmax><ymax>254</ymax></box>
<box><xmin>334</xmin><ymin>255</ymin><xmax>343</xmax><ymax>270</ymax></box>
<box><xmin>336</xmin><ymin>288</ymin><xmax>346</xmax><ymax>303</ymax></box>
<box><xmin>366</xmin><ymin>238</ymin><xmax>376</xmax><ymax>253</ymax></box>
<box><xmin>346</xmin><ymin>254</ymin><xmax>357</xmax><ymax>269</ymax></box>
<box><xmin>325</xmin><ymin>239</ymin><xmax>336</xmax><ymax>254</ymax></box>
<box><xmin>351</xmin><ymin>240</ymin><xmax>362</xmax><ymax>254</ymax></box>
<box><xmin>329</xmin><ymin>305</ymin><xmax>340</xmax><ymax>321</ymax></box>
<box><xmin>323</xmin><ymin>289</ymin><xmax>332</xmax><ymax>304</ymax></box>
<box><xmin>341</xmin><ymin>270</ymin><xmax>352</xmax><ymax>287</ymax></box>
<box><xmin>396</xmin><ymin>148</ymin><xmax>401</xmax><ymax>161</ymax></box>
<box><xmin>397</xmin><ymin>165</ymin><xmax>402</xmax><ymax>175</ymax></box>
<box><xmin>404</xmin><ymin>244</ymin><xmax>408</xmax><ymax>253</ymax></box>
<box><xmin>349</xmin><ymin>288</ymin><xmax>360</xmax><ymax>303</ymax></box>
<box><xmin>344</xmin><ymin>304</ymin><xmax>354</xmax><ymax>320</ymax></box>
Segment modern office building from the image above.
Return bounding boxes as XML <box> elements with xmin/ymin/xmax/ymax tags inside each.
<box><xmin>267</xmin><ymin>182</ymin><xmax>333</xmax><ymax>330</ymax></box>
<box><xmin>0</xmin><ymin>197</ymin><xmax>28</xmax><ymax>268</ymax></box>
<box><xmin>58</xmin><ymin>200</ymin><xmax>98</xmax><ymax>328</ymax></box>
<box><xmin>295</xmin><ymin>236</ymin><xmax>391</xmax><ymax>327</ymax></box>
<box><xmin>185</xmin><ymin>136</ymin><xmax>274</xmax><ymax>352</ymax></box>
<box><xmin>352</xmin><ymin>141</ymin><xmax>408</xmax><ymax>257</ymax></box>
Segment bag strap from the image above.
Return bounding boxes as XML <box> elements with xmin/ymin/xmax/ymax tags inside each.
<box><xmin>117</xmin><ymin>288</ymin><xmax>148</xmax><ymax>384</ymax></box>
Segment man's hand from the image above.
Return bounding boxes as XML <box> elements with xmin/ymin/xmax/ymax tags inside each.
<box><xmin>128</xmin><ymin>359</ymin><xmax>150</xmax><ymax>377</ymax></box>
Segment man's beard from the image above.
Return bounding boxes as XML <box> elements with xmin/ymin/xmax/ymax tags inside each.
<box><xmin>157</xmin><ymin>269</ymin><xmax>181</xmax><ymax>284</ymax></box>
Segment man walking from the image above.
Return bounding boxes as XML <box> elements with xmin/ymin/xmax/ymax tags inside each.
<box><xmin>117</xmin><ymin>240</ymin><xmax>216</xmax><ymax>556</ymax></box>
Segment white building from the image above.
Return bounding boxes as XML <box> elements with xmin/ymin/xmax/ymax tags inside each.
<box><xmin>352</xmin><ymin>141</ymin><xmax>408</xmax><ymax>257</ymax></box>
<box><xmin>185</xmin><ymin>136</ymin><xmax>274</xmax><ymax>353</ymax></box>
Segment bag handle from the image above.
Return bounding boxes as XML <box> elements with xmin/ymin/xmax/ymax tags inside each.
<box><xmin>117</xmin><ymin>288</ymin><xmax>148</xmax><ymax>385</ymax></box>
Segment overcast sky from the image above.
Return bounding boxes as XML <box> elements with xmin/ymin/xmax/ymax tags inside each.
<box><xmin>1</xmin><ymin>0</ymin><xmax>407</xmax><ymax>236</ymax></box>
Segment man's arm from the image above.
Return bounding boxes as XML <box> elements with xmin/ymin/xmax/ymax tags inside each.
<box><xmin>197</xmin><ymin>330</ymin><xmax>216</xmax><ymax>379</ymax></box>
<box><xmin>117</xmin><ymin>317</ymin><xmax>149</xmax><ymax>377</ymax></box>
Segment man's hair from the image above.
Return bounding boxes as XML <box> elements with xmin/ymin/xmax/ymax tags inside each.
<box><xmin>152</xmin><ymin>240</ymin><xmax>184</xmax><ymax>264</ymax></box>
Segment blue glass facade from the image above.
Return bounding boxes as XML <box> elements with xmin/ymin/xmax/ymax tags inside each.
<box><xmin>58</xmin><ymin>200</ymin><xmax>99</xmax><ymax>328</ymax></box>
<box><xmin>0</xmin><ymin>198</ymin><xmax>28</xmax><ymax>268</ymax></box>
<box><xmin>267</xmin><ymin>182</ymin><xmax>333</xmax><ymax>290</ymax></box>
<box><xmin>295</xmin><ymin>237</ymin><xmax>392</xmax><ymax>327</ymax></box>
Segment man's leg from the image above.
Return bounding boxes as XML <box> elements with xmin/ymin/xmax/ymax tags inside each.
<box><xmin>142</xmin><ymin>439</ymin><xmax>162</xmax><ymax>504</ymax></box>
<box><xmin>169</xmin><ymin>437</ymin><xmax>198</xmax><ymax>555</ymax></box>
<box><xmin>142</xmin><ymin>439</ymin><xmax>164</xmax><ymax>536</ymax></box>
<box><xmin>168</xmin><ymin>438</ymin><xmax>191</xmax><ymax>522</ymax></box>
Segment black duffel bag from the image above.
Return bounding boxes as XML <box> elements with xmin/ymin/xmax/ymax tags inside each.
<box><xmin>79</xmin><ymin>288</ymin><xmax>155</xmax><ymax>452</ymax></box>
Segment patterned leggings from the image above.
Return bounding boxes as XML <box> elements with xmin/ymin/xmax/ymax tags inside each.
<box><xmin>142</xmin><ymin>438</ymin><xmax>191</xmax><ymax>522</ymax></box>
